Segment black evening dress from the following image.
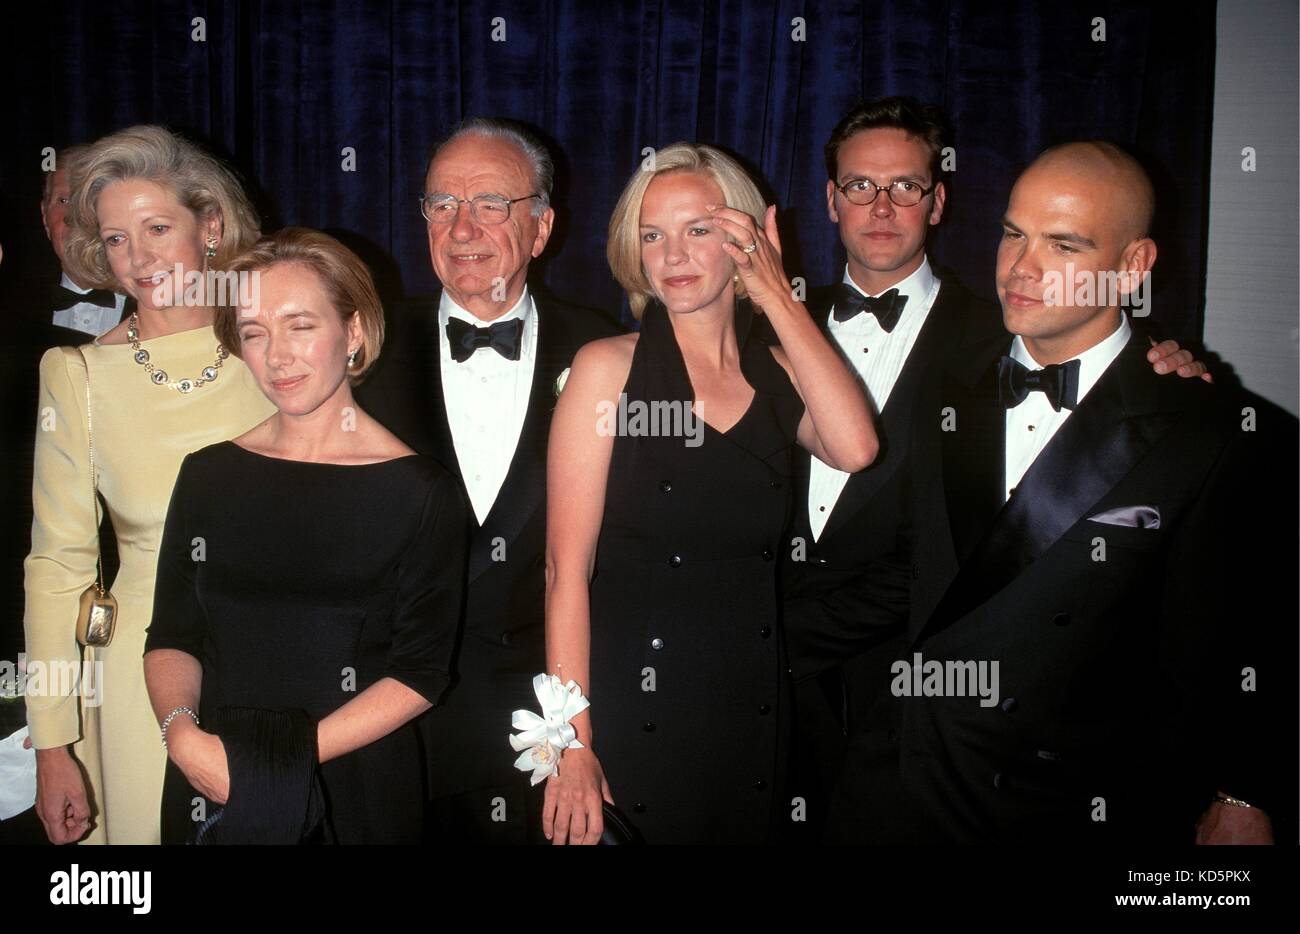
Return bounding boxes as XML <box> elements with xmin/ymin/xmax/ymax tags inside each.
<box><xmin>587</xmin><ymin>300</ymin><xmax>804</xmax><ymax>844</ymax></box>
<box><xmin>146</xmin><ymin>441</ymin><xmax>467</xmax><ymax>844</ymax></box>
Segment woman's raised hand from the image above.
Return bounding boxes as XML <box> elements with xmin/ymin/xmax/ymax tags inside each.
<box><xmin>709</xmin><ymin>203</ymin><xmax>795</xmax><ymax>315</ymax></box>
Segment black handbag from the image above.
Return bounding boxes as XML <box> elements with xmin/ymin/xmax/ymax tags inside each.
<box><xmin>599</xmin><ymin>802</ymin><xmax>645</xmax><ymax>845</ymax></box>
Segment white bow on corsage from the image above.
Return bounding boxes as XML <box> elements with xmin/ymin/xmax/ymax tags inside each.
<box><xmin>509</xmin><ymin>673</ymin><xmax>590</xmax><ymax>785</ymax></box>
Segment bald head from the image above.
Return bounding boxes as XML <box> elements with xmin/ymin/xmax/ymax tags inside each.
<box><xmin>1024</xmin><ymin>141</ymin><xmax>1155</xmax><ymax>243</ymax></box>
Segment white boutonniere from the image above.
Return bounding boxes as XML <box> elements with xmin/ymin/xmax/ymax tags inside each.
<box><xmin>509</xmin><ymin>673</ymin><xmax>590</xmax><ymax>785</ymax></box>
<box><xmin>553</xmin><ymin>366</ymin><xmax>571</xmax><ymax>399</ymax></box>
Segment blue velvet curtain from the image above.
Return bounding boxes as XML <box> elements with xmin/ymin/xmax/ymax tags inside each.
<box><xmin>1</xmin><ymin>0</ymin><xmax>1215</xmax><ymax>338</ymax></box>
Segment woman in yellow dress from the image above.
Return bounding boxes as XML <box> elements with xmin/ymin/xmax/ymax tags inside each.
<box><xmin>23</xmin><ymin>125</ymin><xmax>276</xmax><ymax>844</ymax></box>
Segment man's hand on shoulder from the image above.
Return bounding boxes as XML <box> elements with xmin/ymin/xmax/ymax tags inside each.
<box><xmin>1148</xmin><ymin>336</ymin><xmax>1213</xmax><ymax>382</ymax></box>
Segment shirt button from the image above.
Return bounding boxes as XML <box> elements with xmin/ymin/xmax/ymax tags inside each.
<box><xmin>642</xmin><ymin>721</ymin><xmax>656</xmax><ymax>732</ymax></box>
<box><xmin>999</xmin><ymin>697</ymin><xmax>1018</xmax><ymax>713</ymax></box>
<box><xmin>862</xmin><ymin>347</ymin><xmax>869</xmax><ymax>354</ymax></box>
<box><xmin>659</xmin><ymin>480</ymin><xmax>672</xmax><ymax>492</ymax></box>
<box><xmin>759</xmin><ymin>626</ymin><xmax>772</xmax><ymax>639</ymax></box>
<box><xmin>761</xmin><ymin>547</ymin><xmax>774</xmax><ymax>561</ymax></box>
<box><xmin>993</xmin><ymin>772</ymin><xmax>1005</xmax><ymax>791</ymax></box>
<box><xmin>818</xmin><ymin>506</ymin><xmax>826</xmax><ymax>512</ymax></box>
<box><xmin>1028</xmin><ymin>425</ymin><xmax>1036</xmax><ymax>432</ymax></box>
<box><xmin>632</xmin><ymin>803</ymin><xmax>646</xmax><ymax>814</ymax></box>
<box><xmin>758</xmin><ymin>704</ymin><xmax>771</xmax><ymax>715</ymax></box>
<box><xmin>480</xmin><ymin>376</ymin><xmax>487</xmax><ymax>383</ymax></box>
<box><xmin>650</xmin><ymin>637</ymin><xmax>665</xmax><ymax>651</ymax></box>
<box><xmin>753</xmin><ymin>779</ymin><xmax>768</xmax><ymax>791</ymax></box>
<box><xmin>667</xmin><ymin>555</ymin><xmax>682</xmax><ymax>568</ymax></box>
<box><xmin>769</xmin><ymin>479</ymin><xmax>783</xmax><ymax>489</ymax></box>
<box><xmin>500</xmin><ymin>632</ymin><xmax>513</xmax><ymax>646</ymax></box>
<box><xmin>1053</xmin><ymin>612</ymin><xmax>1071</xmax><ymax>627</ymax></box>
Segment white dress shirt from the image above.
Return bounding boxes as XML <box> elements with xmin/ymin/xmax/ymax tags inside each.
<box><xmin>807</xmin><ymin>258</ymin><xmax>941</xmax><ymax>541</ymax></box>
<box><xmin>1003</xmin><ymin>313</ymin><xmax>1132</xmax><ymax>502</ymax></box>
<box><xmin>439</xmin><ymin>288</ymin><xmax>539</xmax><ymax>524</ymax></box>
<box><xmin>51</xmin><ymin>273</ymin><xmax>125</xmax><ymax>336</ymax></box>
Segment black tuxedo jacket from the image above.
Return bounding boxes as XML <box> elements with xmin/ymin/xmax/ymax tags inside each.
<box><xmin>889</xmin><ymin>329</ymin><xmax>1298</xmax><ymax>842</ymax></box>
<box><xmin>775</xmin><ymin>275</ymin><xmax>999</xmax><ymax>841</ymax></box>
<box><xmin>356</xmin><ymin>289</ymin><xmax>622</xmax><ymax>796</ymax></box>
<box><xmin>782</xmin><ymin>277</ymin><xmax>1001</xmax><ymax>683</ymax></box>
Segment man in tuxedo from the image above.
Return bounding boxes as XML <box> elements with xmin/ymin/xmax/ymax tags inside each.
<box><xmin>41</xmin><ymin>146</ymin><xmax>127</xmax><ymax>337</ymax></box>
<box><xmin>780</xmin><ymin>99</ymin><xmax>1208</xmax><ymax>842</ymax></box>
<box><xmin>356</xmin><ymin>118</ymin><xmax>621</xmax><ymax>843</ymax></box>
<box><xmin>883</xmin><ymin>141</ymin><xmax>1295</xmax><ymax>843</ymax></box>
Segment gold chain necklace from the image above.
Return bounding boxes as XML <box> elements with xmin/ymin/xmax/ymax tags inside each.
<box><xmin>127</xmin><ymin>312</ymin><xmax>229</xmax><ymax>393</ymax></box>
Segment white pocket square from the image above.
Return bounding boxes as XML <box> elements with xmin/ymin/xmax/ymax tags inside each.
<box><xmin>1086</xmin><ymin>505</ymin><xmax>1161</xmax><ymax>529</ymax></box>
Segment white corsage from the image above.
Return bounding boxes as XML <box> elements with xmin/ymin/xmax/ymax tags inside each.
<box><xmin>509</xmin><ymin>673</ymin><xmax>589</xmax><ymax>785</ymax></box>
<box><xmin>553</xmin><ymin>366</ymin><xmax>571</xmax><ymax>399</ymax></box>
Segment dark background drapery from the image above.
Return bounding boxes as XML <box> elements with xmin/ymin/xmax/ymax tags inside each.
<box><xmin>0</xmin><ymin>0</ymin><xmax>1216</xmax><ymax>665</ymax></box>
<box><xmin>1</xmin><ymin>0</ymin><xmax>1216</xmax><ymax>337</ymax></box>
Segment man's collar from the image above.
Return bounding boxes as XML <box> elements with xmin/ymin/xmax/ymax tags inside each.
<box><xmin>1010</xmin><ymin>312</ymin><xmax>1132</xmax><ymax>405</ymax></box>
<box><xmin>841</xmin><ymin>256</ymin><xmax>936</xmax><ymax>306</ymax></box>
<box><xmin>59</xmin><ymin>272</ymin><xmax>92</xmax><ymax>295</ymax></box>
<box><xmin>439</xmin><ymin>286</ymin><xmax>534</xmax><ymax>327</ymax></box>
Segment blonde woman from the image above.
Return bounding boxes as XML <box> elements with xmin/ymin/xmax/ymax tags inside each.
<box><xmin>23</xmin><ymin>125</ymin><xmax>275</xmax><ymax>844</ymax></box>
<box><xmin>542</xmin><ymin>144</ymin><xmax>878</xmax><ymax>844</ymax></box>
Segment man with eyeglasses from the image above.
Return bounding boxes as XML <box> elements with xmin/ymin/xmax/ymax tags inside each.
<box><xmin>358</xmin><ymin>117</ymin><xmax>620</xmax><ymax>844</ymax></box>
<box><xmin>780</xmin><ymin>98</ymin><xmax>1206</xmax><ymax>844</ymax></box>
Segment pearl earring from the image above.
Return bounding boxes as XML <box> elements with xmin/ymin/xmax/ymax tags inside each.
<box><xmin>205</xmin><ymin>236</ymin><xmax>218</xmax><ymax>258</ymax></box>
<box><xmin>347</xmin><ymin>348</ymin><xmax>359</xmax><ymax>367</ymax></box>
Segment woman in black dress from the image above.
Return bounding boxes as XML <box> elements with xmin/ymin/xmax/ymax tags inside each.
<box><xmin>541</xmin><ymin>145</ymin><xmax>877</xmax><ymax>844</ymax></box>
<box><xmin>143</xmin><ymin>229</ymin><xmax>466</xmax><ymax>843</ymax></box>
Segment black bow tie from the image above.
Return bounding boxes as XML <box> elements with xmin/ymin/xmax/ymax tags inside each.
<box><xmin>51</xmin><ymin>283</ymin><xmax>117</xmax><ymax>311</ymax></box>
<box><xmin>997</xmin><ymin>355</ymin><xmax>1081</xmax><ymax>412</ymax></box>
<box><xmin>446</xmin><ymin>316</ymin><xmax>524</xmax><ymax>363</ymax></box>
<box><xmin>832</xmin><ymin>284</ymin><xmax>907</xmax><ymax>332</ymax></box>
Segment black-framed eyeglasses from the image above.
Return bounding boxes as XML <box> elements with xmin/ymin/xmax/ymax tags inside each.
<box><xmin>419</xmin><ymin>192</ymin><xmax>540</xmax><ymax>225</ymax></box>
<box><xmin>835</xmin><ymin>177</ymin><xmax>936</xmax><ymax>207</ymax></box>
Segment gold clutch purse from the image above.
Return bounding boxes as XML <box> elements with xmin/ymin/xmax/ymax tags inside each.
<box><xmin>76</xmin><ymin>582</ymin><xmax>117</xmax><ymax>647</ymax></box>
<box><xmin>75</xmin><ymin>347</ymin><xmax>116</xmax><ymax>648</ymax></box>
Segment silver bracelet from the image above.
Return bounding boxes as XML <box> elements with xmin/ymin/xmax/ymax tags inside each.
<box><xmin>160</xmin><ymin>706</ymin><xmax>200</xmax><ymax>748</ymax></box>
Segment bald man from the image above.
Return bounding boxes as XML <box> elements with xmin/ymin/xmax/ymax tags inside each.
<box><xmin>844</xmin><ymin>141</ymin><xmax>1297</xmax><ymax>843</ymax></box>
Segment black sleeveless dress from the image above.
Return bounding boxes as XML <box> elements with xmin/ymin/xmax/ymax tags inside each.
<box><xmin>588</xmin><ymin>300</ymin><xmax>804</xmax><ymax>844</ymax></box>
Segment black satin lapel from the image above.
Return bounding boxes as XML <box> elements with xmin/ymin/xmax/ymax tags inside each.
<box><xmin>468</xmin><ymin>304</ymin><xmax>555</xmax><ymax>582</ymax></box>
<box><xmin>424</xmin><ymin>310</ymin><xmax>464</xmax><ymax>490</ymax></box>
<box><xmin>923</xmin><ymin>341</ymin><xmax>1176</xmax><ymax>638</ymax></box>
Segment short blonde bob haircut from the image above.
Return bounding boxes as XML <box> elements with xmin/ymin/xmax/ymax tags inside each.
<box><xmin>216</xmin><ymin>227</ymin><xmax>386</xmax><ymax>385</ymax></box>
<box><xmin>606</xmin><ymin>142</ymin><xmax>767</xmax><ymax>320</ymax></box>
<box><xmin>63</xmin><ymin>125</ymin><xmax>261</xmax><ymax>290</ymax></box>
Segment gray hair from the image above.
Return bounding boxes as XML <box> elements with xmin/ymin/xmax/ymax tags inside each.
<box><xmin>427</xmin><ymin>117</ymin><xmax>554</xmax><ymax>215</ymax></box>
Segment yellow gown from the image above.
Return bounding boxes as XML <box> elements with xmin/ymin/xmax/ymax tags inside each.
<box><xmin>23</xmin><ymin>324</ymin><xmax>276</xmax><ymax>844</ymax></box>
